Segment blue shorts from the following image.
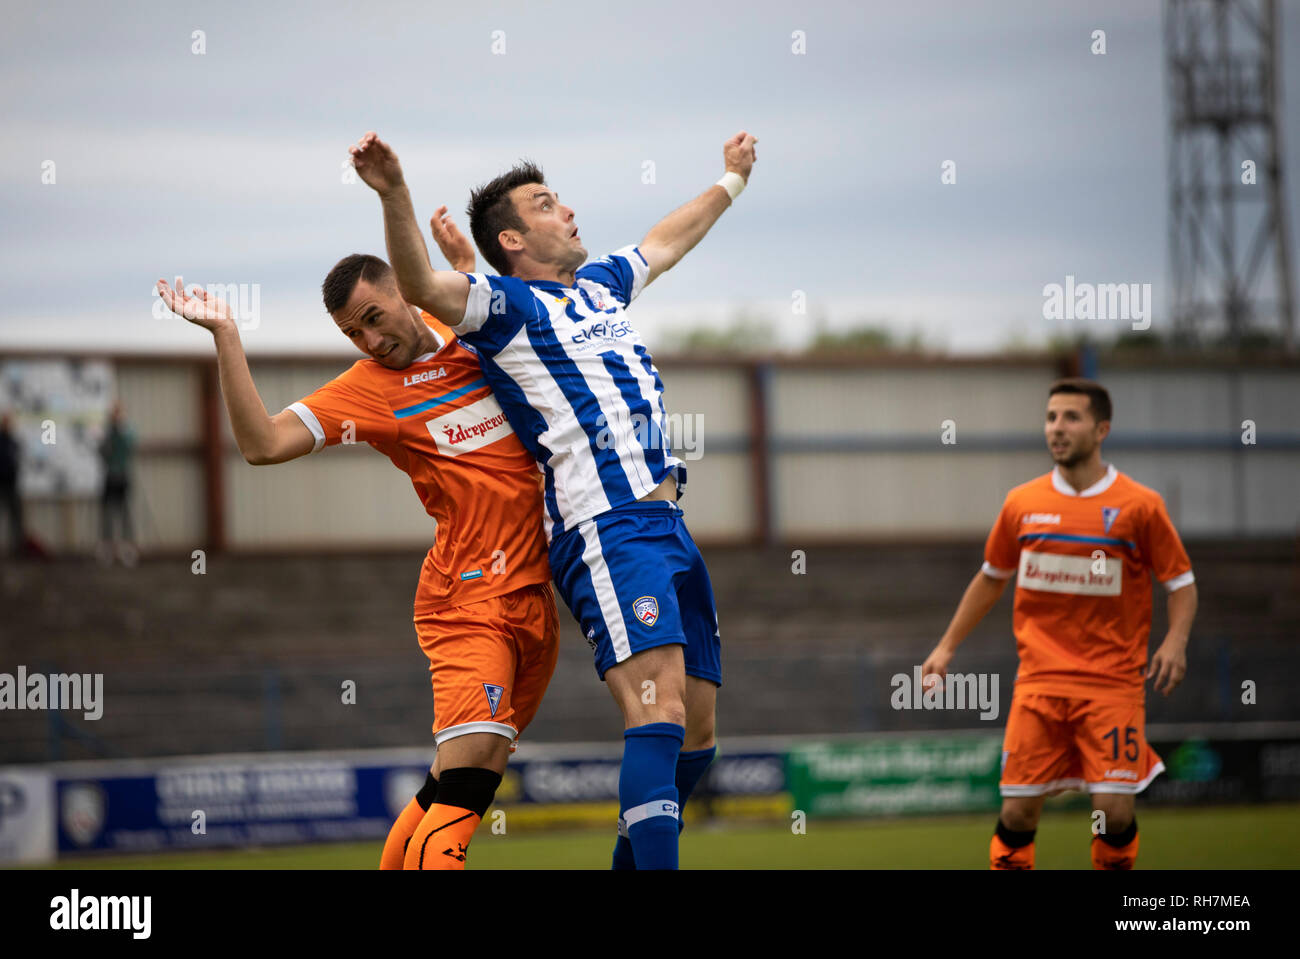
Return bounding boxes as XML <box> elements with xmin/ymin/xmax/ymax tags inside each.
<box><xmin>549</xmin><ymin>500</ymin><xmax>722</xmax><ymax>684</ymax></box>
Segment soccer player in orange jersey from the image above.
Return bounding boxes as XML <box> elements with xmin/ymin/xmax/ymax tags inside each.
<box><xmin>155</xmin><ymin>239</ymin><xmax>556</xmax><ymax>870</ymax></box>
<box><xmin>921</xmin><ymin>379</ymin><xmax>1198</xmax><ymax>870</ymax></box>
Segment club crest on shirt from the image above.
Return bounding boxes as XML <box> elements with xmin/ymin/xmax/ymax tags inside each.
<box><xmin>632</xmin><ymin>596</ymin><xmax>659</xmax><ymax>627</ymax></box>
<box><xmin>1102</xmin><ymin>506</ymin><xmax>1122</xmax><ymax>534</ymax></box>
<box><xmin>482</xmin><ymin>683</ymin><xmax>504</xmax><ymax>718</ymax></box>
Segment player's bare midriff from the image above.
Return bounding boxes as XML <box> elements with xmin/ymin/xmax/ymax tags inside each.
<box><xmin>638</xmin><ymin>475</ymin><xmax>677</xmax><ymax>503</ymax></box>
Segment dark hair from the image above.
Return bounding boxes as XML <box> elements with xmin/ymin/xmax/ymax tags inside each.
<box><xmin>1048</xmin><ymin>377</ymin><xmax>1113</xmax><ymax>423</ymax></box>
<box><xmin>321</xmin><ymin>254</ymin><xmax>394</xmax><ymax>315</ymax></box>
<box><xmin>467</xmin><ymin>160</ymin><xmax>546</xmax><ymax>276</ymax></box>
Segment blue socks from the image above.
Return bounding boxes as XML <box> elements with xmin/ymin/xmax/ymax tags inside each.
<box><xmin>675</xmin><ymin>746</ymin><xmax>719</xmax><ymax>813</ymax></box>
<box><xmin>615</xmin><ymin>722</ymin><xmax>685</xmax><ymax>870</ymax></box>
<box><xmin>613</xmin><ymin>740</ymin><xmax>716</xmax><ymax>870</ymax></box>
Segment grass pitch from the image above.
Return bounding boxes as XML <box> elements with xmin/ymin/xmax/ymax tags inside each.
<box><xmin>40</xmin><ymin>803</ymin><xmax>1299</xmax><ymax>869</ymax></box>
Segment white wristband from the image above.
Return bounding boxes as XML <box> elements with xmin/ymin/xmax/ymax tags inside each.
<box><xmin>716</xmin><ymin>171</ymin><xmax>746</xmax><ymax>201</ymax></box>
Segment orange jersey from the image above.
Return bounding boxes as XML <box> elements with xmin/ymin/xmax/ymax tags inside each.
<box><xmin>982</xmin><ymin>465</ymin><xmax>1194</xmax><ymax>703</ymax></box>
<box><xmin>286</xmin><ymin>317</ymin><xmax>549</xmax><ymax>612</ymax></box>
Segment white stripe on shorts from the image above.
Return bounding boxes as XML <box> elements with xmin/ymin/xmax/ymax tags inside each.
<box><xmin>1088</xmin><ymin>760</ymin><xmax>1166</xmax><ymax>795</ymax></box>
<box><xmin>579</xmin><ymin>519</ymin><xmax>633</xmax><ymax>663</ymax></box>
<box><xmin>622</xmin><ymin>798</ymin><xmax>680</xmax><ymax>828</ymax></box>
<box><xmin>434</xmin><ymin>720</ymin><xmax>518</xmax><ymax>747</ymax></box>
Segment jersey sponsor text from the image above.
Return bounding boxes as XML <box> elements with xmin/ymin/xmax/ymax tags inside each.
<box><xmin>1018</xmin><ymin>549</ymin><xmax>1121</xmax><ymax>596</ymax></box>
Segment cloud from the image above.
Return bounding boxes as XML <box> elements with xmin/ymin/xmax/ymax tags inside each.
<box><xmin>3</xmin><ymin>0</ymin><xmax>1298</xmax><ymax>353</ymax></box>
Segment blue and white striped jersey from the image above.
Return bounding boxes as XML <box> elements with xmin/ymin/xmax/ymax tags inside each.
<box><xmin>450</xmin><ymin>245</ymin><xmax>684</xmax><ymax>541</ymax></box>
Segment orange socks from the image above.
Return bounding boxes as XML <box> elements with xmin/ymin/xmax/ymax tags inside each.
<box><xmin>404</xmin><ymin>805</ymin><xmax>483</xmax><ymax>870</ymax></box>
<box><xmin>990</xmin><ymin>820</ymin><xmax>1036</xmax><ymax>870</ymax></box>
<box><xmin>990</xmin><ymin>834</ymin><xmax>1035</xmax><ymax>869</ymax></box>
<box><xmin>1092</xmin><ymin>819</ymin><xmax>1140</xmax><ymax>870</ymax></box>
<box><xmin>379</xmin><ymin>768</ymin><xmax>501</xmax><ymax>870</ymax></box>
<box><xmin>380</xmin><ymin>797</ymin><xmax>428</xmax><ymax>870</ymax></box>
<box><xmin>987</xmin><ymin>815</ymin><xmax>1140</xmax><ymax>869</ymax></box>
<box><xmin>398</xmin><ymin>766</ymin><xmax>502</xmax><ymax>871</ymax></box>
<box><xmin>380</xmin><ymin>771</ymin><xmax>441</xmax><ymax>869</ymax></box>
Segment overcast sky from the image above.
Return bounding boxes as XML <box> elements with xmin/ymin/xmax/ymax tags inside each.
<box><xmin>2</xmin><ymin>0</ymin><xmax>1297</xmax><ymax>355</ymax></box>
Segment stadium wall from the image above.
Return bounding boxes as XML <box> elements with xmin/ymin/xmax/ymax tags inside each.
<box><xmin>4</xmin><ymin>351</ymin><xmax>1298</xmax><ymax>554</ymax></box>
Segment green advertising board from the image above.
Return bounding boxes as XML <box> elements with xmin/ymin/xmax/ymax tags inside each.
<box><xmin>787</xmin><ymin>735</ymin><xmax>1003</xmax><ymax>817</ymax></box>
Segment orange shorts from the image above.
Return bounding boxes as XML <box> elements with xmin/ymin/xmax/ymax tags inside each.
<box><xmin>999</xmin><ymin>692</ymin><xmax>1164</xmax><ymax>796</ymax></box>
<box><xmin>414</xmin><ymin>582</ymin><xmax>559</xmax><ymax>752</ymax></box>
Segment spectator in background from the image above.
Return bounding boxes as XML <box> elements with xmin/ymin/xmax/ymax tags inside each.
<box><xmin>0</xmin><ymin>413</ymin><xmax>24</xmax><ymax>557</ymax></box>
<box><xmin>98</xmin><ymin>403</ymin><xmax>137</xmax><ymax>566</ymax></box>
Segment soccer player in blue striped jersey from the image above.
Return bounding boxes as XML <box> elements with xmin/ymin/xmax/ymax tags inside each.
<box><xmin>351</xmin><ymin>129</ymin><xmax>757</xmax><ymax>869</ymax></box>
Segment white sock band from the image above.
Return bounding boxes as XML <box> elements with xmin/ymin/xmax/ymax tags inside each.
<box><xmin>622</xmin><ymin>798</ymin><xmax>680</xmax><ymax>829</ymax></box>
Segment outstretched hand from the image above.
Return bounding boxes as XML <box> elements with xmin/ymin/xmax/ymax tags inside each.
<box><xmin>430</xmin><ymin>205</ymin><xmax>476</xmax><ymax>273</ymax></box>
<box><xmin>349</xmin><ymin>131</ymin><xmax>405</xmax><ymax>196</ymax></box>
<box><xmin>724</xmin><ymin>130</ymin><xmax>758</xmax><ymax>182</ymax></box>
<box><xmin>155</xmin><ymin>277</ymin><xmax>234</xmax><ymax>333</ymax></box>
<box><xmin>1148</xmin><ymin>637</ymin><xmax>1188</xmax><ymax>696</ymax></box>
<box><xmin>920</xmin><ymin>644</ymin><xmax>954</xmax><ymax>692</ymax></box>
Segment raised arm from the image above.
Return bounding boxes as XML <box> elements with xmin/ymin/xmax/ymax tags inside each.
<box><xmin>349</xmin><ymin>132</ymin><xmax>470</xmax><ymax>324</ymax></box>
<box><xmin>639</xmin><ymin>130</ymin><xmax>757</xmax><ymax>286</ymax></box>
<box><xmin>155</xmin><ymin>278</ymin><xmax>314</xmax><ymax>465</ymax></box>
